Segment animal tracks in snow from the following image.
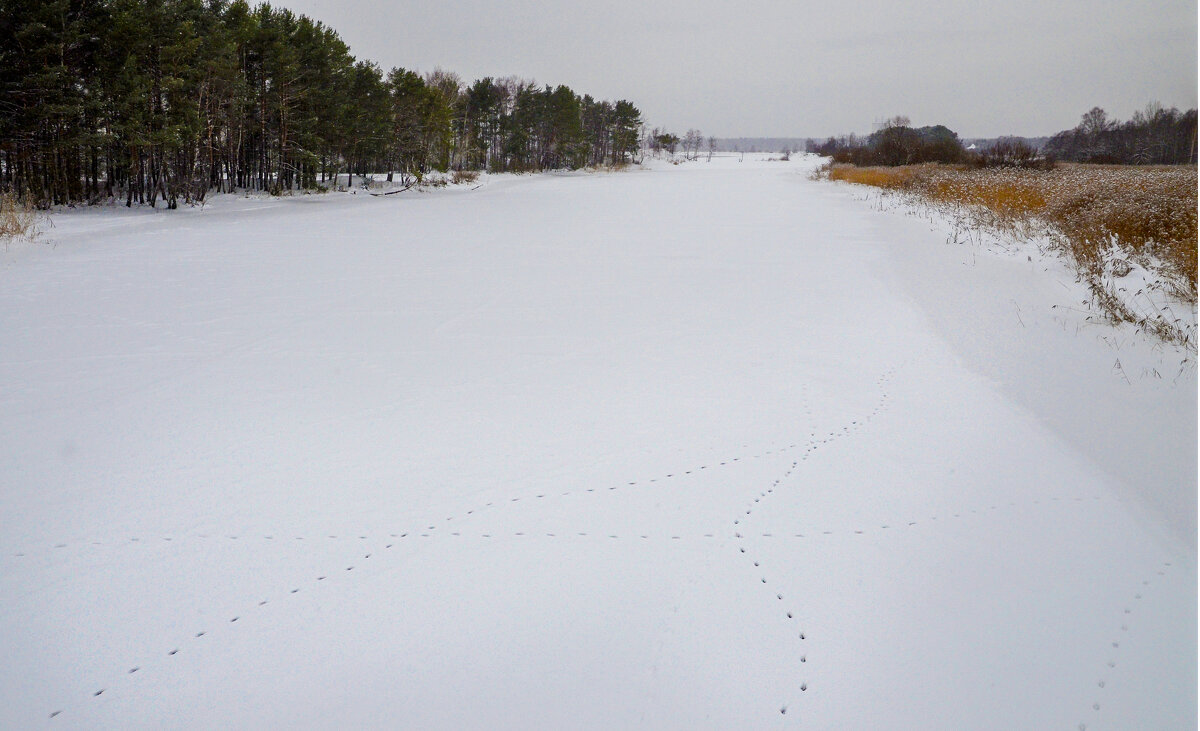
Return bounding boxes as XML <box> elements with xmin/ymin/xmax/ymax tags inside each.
<box><xmin>33</xmin><ymin>434</ymin><xmax>823</xmax><ymax>720</ymax></box>
<box><xmin>722</xmin><ymin>368</ymin><xmax>895</xmax><ymax>717</ymax></box>
<box><xmin>36</xmin><ymin>364</ymin><xmax>1129</xmax><ymax>724</ymax></box>
<box><xmin>11</xmin><ymin>437</ymin><xmax>817</xmax><ymax>561</ymax></box>
<box><xmin>34</xmin><ymin>365</ymin><xmax>970</xmax><ymax>723</ymax></box>
<box><xmin>41</xmin><ymin>544</ymin><xmax>386</xmax><ymax>721</ymax></box>
<box><xmin>1077</xmin><ymin>559</ymin><xmax>1177</xmax><ymax>731</ymax></box>
<box><xmin>12</xmin><ymin>374</ymin><xmax>892</xmax><ymax>566</ymax></box>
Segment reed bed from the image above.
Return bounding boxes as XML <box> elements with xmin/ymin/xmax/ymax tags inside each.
<box><xmin>827</xmin><ymin>162</ymin><xmax>1197</xmax><ymax>348</ymax></box>
<box><xmin>0</xmin><ymin>193</ymin><xmax>42</xmax><ymax>244</ymax></box>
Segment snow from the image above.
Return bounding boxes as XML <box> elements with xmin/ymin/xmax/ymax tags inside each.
<box><xmin>1</xmin><ymin>154</ymin><xmax>1194</xmax><ymax>729</ymax></box>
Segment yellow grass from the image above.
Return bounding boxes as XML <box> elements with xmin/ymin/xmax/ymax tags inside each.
<box><xmin>826</xmin><ymin>162</ymin><xmax>1198</xmax><ymax>348</ymax></box>
<box><xmin>0</xmin><ymin>192</ymin><xmax>41</xmax><ymax>242</ymax></box>
<box><xmin>829</xmin><ymin>165</ymin><xmax>911</xmax><ymax>189</ymax></box>
<box><xmin>829</xmin><ymin>162</ymin><xmax>1197</xmax><ymax>295</ymax></box>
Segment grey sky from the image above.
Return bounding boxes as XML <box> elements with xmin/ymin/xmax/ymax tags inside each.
<box><xmin>276</xmin><ymin>0</ymin><xmax>1196</xmax><ymax>138</ymax></box>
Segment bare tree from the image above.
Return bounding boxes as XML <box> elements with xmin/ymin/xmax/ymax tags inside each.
<box><xmin>1080</xmin><ymin>107</ymin><xmax>1111</xmax><ymax>137</ymax></box>
<box><xmin>648</xmin><ymin>126</ymin><xmax>662</xmax><ymax>154</ymax></box>
<box><xmin>1079</xmin><ymin>107</ymin><xmax>1113</xmax><ymax>160</ymax></box>
<box><xmin>683</xmin><ymin>129</ymin><xmax>703</xmax><ymax>160</ymax></box>
<box><xmin>876</xmin><ymin>115</ymin><xmax>910</xmax><ymax>131</ymax></box>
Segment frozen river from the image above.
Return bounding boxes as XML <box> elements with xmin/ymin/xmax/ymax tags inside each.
<box><xmin>1</xmin><ymin>155</ymin><xmax>1194</xmax><ymax>729</ymax></box>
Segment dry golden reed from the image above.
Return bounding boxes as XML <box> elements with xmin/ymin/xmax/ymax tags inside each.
<box><xmin>828</xmin><ymin>161</ymin><xmax>1197</xmax><ymax>348</ymax></box>
<box><xmin>829</xmin><ymin>163</ymin><xmax>1197</xmax><ymax>291</ymax></box>
<box><xmin>0</xmin><ymin>192</ymin><xmax>41</xmax><ymax>242</ymax></box>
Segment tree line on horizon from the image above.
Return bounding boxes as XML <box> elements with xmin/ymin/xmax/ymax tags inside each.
<box><xmin>1042</xmin><ymin>105</ymin><xmax>1197</xmax><ymax>165</ymax></box>
<box><xmin>808</xmin><ymin>106</ymin><xmax>1197</xmax><ymax>168</ymax></box>
<box><xmin>0</xmin><ymin>0</ymin><xmax>644</xmax><ymax>208</ymax></box>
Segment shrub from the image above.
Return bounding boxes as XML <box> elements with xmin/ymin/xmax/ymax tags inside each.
<box><xmin>971</xmin><ymin>138</ymin><xmax>1054</xmax><ymax>170</ymax></box>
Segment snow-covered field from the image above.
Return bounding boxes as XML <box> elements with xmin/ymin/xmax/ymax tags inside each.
<box><xmin>1</xmin><ymin>154</ymin><xmax>1194</xmax><ymax>729</ymax></box>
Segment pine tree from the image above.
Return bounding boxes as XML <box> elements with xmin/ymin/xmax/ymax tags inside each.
<box><xmin>0</xmin><ymin>0</ymin><xmax>649</xmax><ymax>204</ymax></box>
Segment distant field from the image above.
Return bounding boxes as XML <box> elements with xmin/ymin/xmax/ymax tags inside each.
<box><xmin>826</xmin><ymin>162</ymin><xmax>1197</xmax><ymax>348</ymax></box>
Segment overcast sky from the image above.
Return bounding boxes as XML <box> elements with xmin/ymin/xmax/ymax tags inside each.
<box><xmin>275</xmin><ymin>0</ymin><xmax>1196</xmax><ymax>138</ymax></box>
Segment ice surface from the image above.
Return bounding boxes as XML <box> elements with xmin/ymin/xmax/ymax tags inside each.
<box><xmin>0</xmin><ymin>155</ymin><xmax>1193</xmax><ymax>729</ymax></box>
